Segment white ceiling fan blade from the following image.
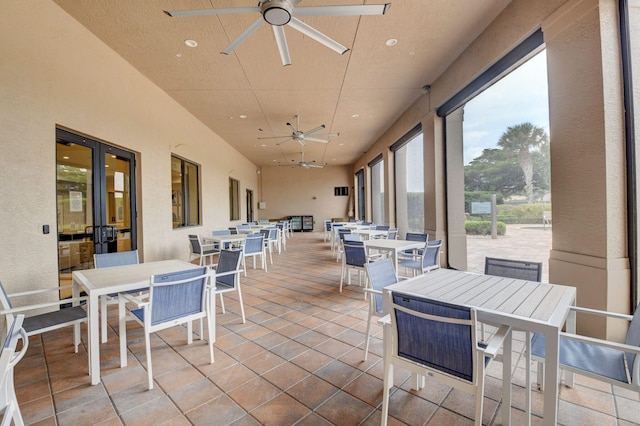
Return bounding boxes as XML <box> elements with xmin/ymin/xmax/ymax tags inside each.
<box><xmin>258</xmin><ymin>135</ymin><xmax>293</xmax><ymax>140</ymax></box>
<box><xmin>293</xmin><ymin>4</ymin><xmax>391</xmax><ymax>17</ymax></box>
<box><xmin>286</xmin><ymin>122</ymin><xmax>298</xmax><ymax>133</ymax></box>
<box><xmin>276</xmin><ymin>139</ymin><xmax>293</xmax><ymax>145</ymax></box>
<box><xmin>302</xmin><ymin>124</ymin><xmax>326</xmax><ymax>135</ymax></box>
<box><xmin>164</xmin><ymin>7</ymin><xmax>260</xmax><ymax>17</ymax></box>
<box><xmin>221</xmin><ymin>17</ymin><xmax>265</xmax><ymax>55</ymax></box>
<box><xmin>258</xmin><ymin>128</ymin><xmax>291</xmax><ymax>135</ymax></box>
<box><xmin>272</xmin><ymin>26</ymin><xmax>291</xmax><ymax>66</ymax></box>
<box><xmin>287</xmin><ymin>18</ymin><xmax>349</xmax><ymax>55</ymax></box>
<box><xmin>303</xmin><ymin>137</ymin><xmax>330</xmax><ymax>143</ymax></box>
<box><xmin>310</xmin><ymin>132</ymin><xmax>340</xmax><ymax>138</ymax></box>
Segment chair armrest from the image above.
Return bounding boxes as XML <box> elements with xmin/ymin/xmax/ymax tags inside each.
<box><xmin>214</xmin><ymin>269</ymin><xmax>244</xmax><ymax>278</ymax></box>
<box><xmin>560</xmin><ymin>331</ymin><xmax>640</xmax><ymax>354</ymax></box>
<box><xmin>378</xmin><ymin>314</ymin><xmax>391</xmax><ymax>326</ymax></box>
<box><xmin>0</xmin><ymin>296</ymin><xmax>88</xmax><ymax>314</ymax></box>
<box><xmin>120</xmin><ymin>292</ymin><xmax>148</xmax><ymax>308</ymax></box>
<box><xmin>8</xmin><ymin>285</ymin><xmax>76</xmax><ymax>298</ymax></box>
<box><xmin>363</xmin><ymin>288</ymin><xmax>382</xmax><ymax>296</ymax></box>
<box><xmin>569</xmin><ymin>305</ymin><xmax>633</xmax><ymax>321</ymax></box>
<box><xmin>483</xmin><ymin>324</ymin><xmax>511</xmax><ymax>358</ymax></box>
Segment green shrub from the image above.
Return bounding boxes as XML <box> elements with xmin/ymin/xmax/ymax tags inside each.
<box><xmin>465</xmin><ymin>221</ymin><xmax>506</xmax><ymax>235</ymax></box>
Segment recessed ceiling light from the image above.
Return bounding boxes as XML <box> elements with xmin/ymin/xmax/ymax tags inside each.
<box><xmin>261</xmin><ymin>144</ymin><xmax>267</xmax><ymax>147</ymax></box>
<box><xmin>352</xmin><ymin>114</ymin><xmax>359</xmax><ymax>118</ymax></box>
<box><xmin>409</xmin><ymin>51</ymin><xmax>415</xmax><ymax>56</ymax></box>
<box><xmin>385</xmin><ymin>38</ymin><xmax>398</xmax><ymax>47</ymax></box>
<box><xmin>176</xmin><ymin>53</ymin><xmax>182</xmax><ymax>58</ymax></box>
<box><xmin>63</xmin><ymin>156</ymin><xmax>69</xmax><ymax>160</ymax></box>
<box><xmin>239</xmin><ymin>115</ymin><xmax>247</xmax><ymax>119</ymax></box>
<box><xmin>184</xmin><ymin>39</ymin><xmax>198</xmax><ymax>48</ymax></box>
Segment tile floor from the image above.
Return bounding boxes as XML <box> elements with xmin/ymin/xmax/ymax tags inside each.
<box><xmin>11</xmin><ymin>232</ymin><xmax>640</xmax><ymax>425</ymax></box>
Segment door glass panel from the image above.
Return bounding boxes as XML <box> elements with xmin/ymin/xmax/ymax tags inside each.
<box><xmin>106</xmin><ymin>153</ymin><xmax>132</xmax><ymax>252</ymax></box>
<box><xmin>56</xmin><ymin>142</ymin><xmax>94</xmax><ymax>294</ymax></box>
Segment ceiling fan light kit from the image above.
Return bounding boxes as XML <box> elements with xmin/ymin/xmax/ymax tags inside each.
<box><xmin>165</xmin><ymin>1</ymin><xmax>391</xmax><ymax>66</ymax></box>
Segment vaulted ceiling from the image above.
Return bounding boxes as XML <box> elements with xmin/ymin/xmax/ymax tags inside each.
<box><xmin>53</xmin><ymin>0</ymin><xmax>511</xmax><ymax>167</ymax></box>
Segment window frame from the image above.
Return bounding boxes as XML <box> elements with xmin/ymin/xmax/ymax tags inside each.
<box><xmin>229</xmin><ymin>177</ymin><xmax>241</xmax><ymax>221</ymax></box>
<box><xmin>171</xmin><ymin>154</ymin><xmax>201</xmax><ymax>229</ymax></box>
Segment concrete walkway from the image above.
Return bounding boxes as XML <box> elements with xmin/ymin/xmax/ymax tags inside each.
<box><xmin>466</xmin><ymin>224</ymin><xmax>552</xmax><ymax>282</ymax></box>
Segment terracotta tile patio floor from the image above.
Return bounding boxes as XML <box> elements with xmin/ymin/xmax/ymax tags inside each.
<box><xmin>11</xmin><ymin>231</ymin><xmax>640</xmax><ymax>425</ymax></box>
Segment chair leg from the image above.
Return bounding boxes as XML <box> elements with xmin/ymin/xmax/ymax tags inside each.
<box><xmin>145</xmin><ymin>331</ymin><xmax>153</xmax><ymax>390</ymax></box>
<box><xmin>187</xmin><ymin>319</ymin><xmax>193</xmax><ymax>345</ymax></box>
<box><xmin>363</xmin><ymin>315</ymin><xmax>372</xmax><ymax>361</ymax></box>
<box><xmin>219</xmin><ymin>292</ymin><xmax>226</xmax><ymax>313</ymax></box>
<box><xmin>474</xmin><ymin>375</ymin><xmax>484</xmax><ymax>426</ymax></box>
<box><xmin>381</xmin><ymin>362</ymin><xmax>393</xmax><ymax>426</ymax></box>
<box><xmin>236</xmin><ymin>287</ymin><xmax>246</xmax><ymax>324</ymax></box>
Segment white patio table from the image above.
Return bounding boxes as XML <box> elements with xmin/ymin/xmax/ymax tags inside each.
<box><xmin>364</xmin><ymin>239</ymin><xmax>425</xmax><ymax>277</ymax></box>
<box><xmin>383</xmin><ymin>268</ymin><xmax>576</xmax><ymax>426</ymax></box>
<box><xmin>72</xmin><ymin>259</ymin><xmax>203</xmax><ymax>385</ymax></box>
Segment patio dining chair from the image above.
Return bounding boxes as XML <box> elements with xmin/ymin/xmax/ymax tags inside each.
<box><xmin>259</xmin><ymin>228</ymin><xmax>279</xmax><ymax>264</ymax></box>
<box><xmin>484</xmin><ymin>257</ymin><xmax>542</xmax><ymax>282</ymax></box>
<box><xmin>94</xmin><ymin>250</ymin><xmax>141</xmax><ymax>343</ymax></box>
<box><xmin>398</xmin><ymin>239</ymin><xmax>442</xmax><ymax>277</ymax></box>
<box><xmin>213</xmin><ymin>249</ymin><xmax>245</xmax><ymax>326</ymax></box>
<box><xmin>362</xmin><ymin>258</ymin><xmax>398</xmax><ymax>361</ymax></box>
<box><xmin>386</xmin><ymin>228</ymin><xmax>398</xmax><ymax>240</ymax></box>
<box><xmin>276</xmin><ymin>222</ymin><xmax>286</xmax><ymax>251</ymax></box>
<box><xmin>380</xmin><ymin>292</ymin><xmax>511</xmax><ymax>426</ymax></box>
<box><xmin>0</xmin><ymin>280</ymin><xmax>87</xmax><ymax>355</ymax></box>
<box><xmin>0</xmin><ymin>315</ymin><xmax>28</xmax><ymax>426</ymax></box>
<box><xmin>188</xmin><ymin>234</ymin><xmax>219</xmax><ymax>266</ymax></box>
<box><xmin>340</xmin><ymin>240</ymin><xmax>374</xmax><ymax>293</ymax></box>
<box><xmin>531</xmin><ymin>304</ymin><xmax>640</xmax><ymax>395</ymax></box>
<box><xmin>118</xmin><ymin>266</ymin><xmax>214</xmax><ymax>390</ymax></box>
<box><xmin>323</xmin><ymin>219</ymin><xmax>333</xmax><ymax>242</ymax></box>
<box><xmin>242</xmin><ymin>234</ymin><xmax>267</xmax><ymax>275</ymax></box>
<box><xmin>397</xmin><ymin>232</ymin><xmax>428</xmax><ymax>261</ymax></box>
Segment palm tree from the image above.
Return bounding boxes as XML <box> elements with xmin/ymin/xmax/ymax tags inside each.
<box><xmin>497</xmin><ymin>122</ymin><xmax>548</xmax><ymax>203</ymax></box>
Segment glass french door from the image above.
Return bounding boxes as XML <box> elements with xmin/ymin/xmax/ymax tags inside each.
<box><xmin>56</xmin><ymin>129</ymin><xmax>137</xmax><ymax>293</ymax></box>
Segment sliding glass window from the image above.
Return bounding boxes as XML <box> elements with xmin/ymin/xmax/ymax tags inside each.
<box><xmin>393</xmin><ymin>125</ymin><xmax>424</xmax><ymax>236</ymax></box>
<box><xmin>229</xmin><ymin>178</ymin><xmax>240</xmax><ymax>221</ymax></box>
<box><xmin>369</xmin><ymin>156</ymin><xmax>385</xmax><ymax>225</ymax></box>
<box><xmin>172</xmin><ymin>155</ymin><xmax>200</xmax><ymax>228</ymax></box>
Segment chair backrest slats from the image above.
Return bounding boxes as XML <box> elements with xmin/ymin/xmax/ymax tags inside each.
<box><xmin>244</xmin><ymin>235</ymin><xmax>264</xmax><ymax>254</ymax></box>
<box><xmin>216</xmin><ymin>250</ymin><xmax>242</xmax><ymax>288</ymax></box>
<box><xmin>343</xmin><ymin>241</ymin><xmax>367</xmax><ymax>267</ymax></box>
<box><xmin>405</xmin><ymin>232</ymin><xmax>428</xmax><ymax>242</ymax></box>
<box><xmin>94</xmin><ymin>250</ymin><xmax>139</xmax><ymax>268</ymax></box>
<box><xmin>391</xmin><ymin>293</ymin><xmax>475</xmax><ymax>382</ymax></box>
<box><xmin>150</xmin><ymin>267</ymin><xmax>208</xmax><ymax>326</ymax></box>
<box><xmin>484</xmin><ymin>257</ymin><xmax>542</xmax><ymax>282</ymax></box>
<box><xmin>422</xmin><ymin>240</ymin><xmax>442</xmax><ymax>268</ymax></box>
<box><xmin>366</xmin><ymin>259</ymin><xmax>398</xmax><ymax>314</ymax></box>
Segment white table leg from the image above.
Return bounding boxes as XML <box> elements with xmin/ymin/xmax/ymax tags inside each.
<box><xmin>543</xmin><ymin>327</ymin><xmax>560</xmax><ymax>426</ymax></box>
<box><xmin>88</xmin><ymin>292</ymin><xmax>101</xmax><ymax>385</ymax></box>
<box><xmin>502</xmin><ymin>328</ymin><xmax>512</xmax><ymax>426</ymax></box>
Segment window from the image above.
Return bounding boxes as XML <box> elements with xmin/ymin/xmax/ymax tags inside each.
<box><xmin>393</xmin><ymin>124</ymin><xmax>424</xmax><ymax>236</ymax></box>
<box><xmin>229</xmin><ymin>178</ymin><xmax>240</xmax><ymax>220</ymax></box>
<box><xmin>369</xmin><ymin>155</ymin><xmax>385</xmax><ymax>225</ymax></box>
<box><xmin>171</xmin><ymin>155</ymin><xmax>200</xmax><ymax>228</ymax></box>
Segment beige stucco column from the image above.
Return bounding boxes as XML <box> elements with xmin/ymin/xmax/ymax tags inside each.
<box><xmin>544</xmin><ymin>0</ymin><xmax>629</xmax><ymax>339</ymax></box>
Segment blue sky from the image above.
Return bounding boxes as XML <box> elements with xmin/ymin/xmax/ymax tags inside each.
<box><xmin>462</xmin><ymin>50</ymin><xmax>549</xmax><ymax>164</ymax></box>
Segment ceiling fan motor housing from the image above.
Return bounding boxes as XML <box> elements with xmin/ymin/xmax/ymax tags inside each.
<box><xmin>261</xmin><ymin>0</ymin><xmax>292</xmax><ymax>26</ymax></box>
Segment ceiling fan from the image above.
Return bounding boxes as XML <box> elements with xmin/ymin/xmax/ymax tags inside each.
<box><xmin>258</xmin><ymin>115</ymin><xmax>339</xmax><ymax>146</ymax></box>
<box><xmin>280</xmin><ymin>151</ymin><xmax>325</xmax><ymax>168</ymax></box>
<box><xmin>164</xmin><ymin>1</ymin><xmax>391</xmax><ymax>66</ymax></box>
